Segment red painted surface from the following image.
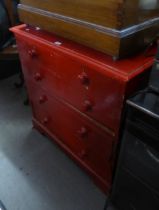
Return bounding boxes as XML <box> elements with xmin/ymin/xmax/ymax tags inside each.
<box><xmin>28</xmin><ymin>84</ymin><xmax>113</xmax><ymax>192</ymax></box>
<box><xmin>11</xmin><ymin>24</ymin><xmax>155</xmax><ymax>193</ymax></box>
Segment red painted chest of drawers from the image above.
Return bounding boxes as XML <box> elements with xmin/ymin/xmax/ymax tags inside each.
<box><xmin>11</xmin><ymin>24</ymin><xmax>155</xmax><ymax>194</ymax></box>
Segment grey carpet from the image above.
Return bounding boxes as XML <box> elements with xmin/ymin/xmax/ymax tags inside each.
<box><xmin>0</xmin><ymin>75</ymin><xmax>111</xmax><ymax>210</ymax></box>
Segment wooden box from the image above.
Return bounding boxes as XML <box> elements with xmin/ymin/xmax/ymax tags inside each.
<box><xmin>18</xmin><ymin>0</ymin><xmax>159</xmax><ymax>58</ymax></box>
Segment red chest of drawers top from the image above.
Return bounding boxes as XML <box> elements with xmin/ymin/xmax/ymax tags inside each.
<box><xmin>11</xmin><ymin>24</ymin><xmax>155</xmax><ymax>80</ymax></box>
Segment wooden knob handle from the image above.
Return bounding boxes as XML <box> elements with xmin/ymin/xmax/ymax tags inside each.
<box><xmin>78</xmin><ymin>72</ymin><xmax>89</xmax><ymax>85</ymax></box>
<box><xmin>84</xmin><ymin>100</ymin><xmax>93</xmax><ymax>111</ymax></box>
<box><xmin>34</xmin><ymin>73</ymin><xmax>42</xmax><ymax>81</ymax></box>
<box><xmin>28</xmin><ymin>49</ymin><xmax>37</xmax><ymax>57</ymax></box>
<box><xmin>78</xmin><ymin>127</ymin><xmax>88</xmax><ymax>138</ymax></box>
<box><xmin>42</xmin><ymin>117</ymin><xmax>49</xmax><ymax>125</ymax></box>
<box><xmin>39</xmin><ymin>95</ymin><xmax>47</xmax><ymax>104</ymax></box>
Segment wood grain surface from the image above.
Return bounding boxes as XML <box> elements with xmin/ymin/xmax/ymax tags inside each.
<box><xmin>18</xmin><ymin>0</ymin><xmax>159</xmax><ymax>57</ymax></box>
<box><xmin>20</xmin><ymin>0</ymin><xmax>159</xmax><ymax>29</ymax></box>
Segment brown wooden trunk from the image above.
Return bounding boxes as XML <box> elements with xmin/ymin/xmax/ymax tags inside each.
<box><xmin>20</xmin><ymin>0</ymin><xmax>159</xmax><ymax>29</ymax></box>
<box><xmin>18</xmin><ymin>0</ymin><xmax>159</xmax><ymax>58</ymax></box>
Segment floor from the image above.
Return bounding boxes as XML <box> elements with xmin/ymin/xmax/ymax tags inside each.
<box><xmin>0</xmin><ymin>75</ymin><xmax>112</xmax><ymax>210</ymax></box>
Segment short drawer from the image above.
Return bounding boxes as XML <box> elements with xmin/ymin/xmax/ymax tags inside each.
<box><xmin>17</xmin><ymin>34</ymin><xmax>124</xmax><ymax>134</ymax></box>
<box><xmin>16</xmin><ymin>33</ymin><xmax>56</xmax><ymax>69</ymax></box>
<box><xmin>28</xmin><ymin>84</ymin><xmax>114</xmax><ymax>183</ymax></box>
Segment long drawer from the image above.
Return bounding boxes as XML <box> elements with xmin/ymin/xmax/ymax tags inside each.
<box><xmin>28</xmin><ymin>83</ymin><xmax>114</xmax><ymax>189</ymax></box>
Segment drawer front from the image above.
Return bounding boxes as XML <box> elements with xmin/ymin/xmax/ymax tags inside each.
<box><xmin>28</xmin><ymin>84</ymin><xmax>114</xmax><ymax>183</ymax></box>
<box><xmin>16</xmin><ymin>33</ymin><xmax>56</xmax><ymax>69</ymax></box>
<box><xmin>17</xmin><ymin>35</ymin><xmax>124</xmax><ymax>134</ymax></box>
